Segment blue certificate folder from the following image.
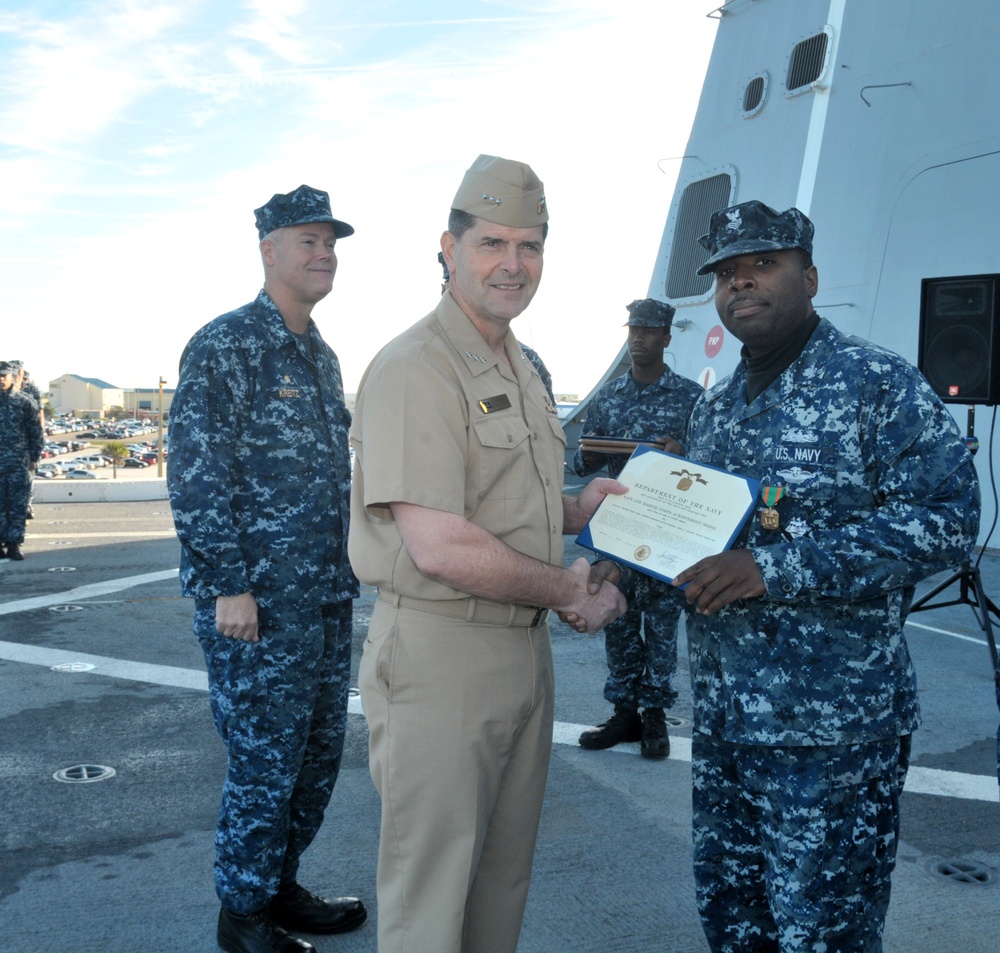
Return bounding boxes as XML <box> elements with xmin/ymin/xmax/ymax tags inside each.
<box><xmin>575</xmin><ymin>445</ymin><xmax>760</xmax><ymax>585</ymax></box>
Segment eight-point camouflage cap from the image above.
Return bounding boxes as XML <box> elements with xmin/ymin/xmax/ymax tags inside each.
<box><xmin>696</xmin><ymin>200</ymin><xmax>813</xmax><ymax>275</ymax></box>
<box><xmin>451</xmin><ymin>154</ymin><xmax>548</xmax><ymax>228</ymax></box>
<box><xmin>0</xmin><ymin>361</ymin><xmax>14</xmax><ymax>374</ymax></box>
<box><xmin>254</xmin><ymin>184</ymin><xmax>355</xmax><ymax>240</ymax></box>
<box><xmin>624</xmin><ymin>298</ymin><xmax>675</xmax><ymax>329</ymax></box>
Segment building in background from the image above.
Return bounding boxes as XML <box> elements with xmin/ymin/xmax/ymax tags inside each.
<box><xmin>47</xmin><ymin>374</ymin><xmax>174</xmax><ymax>419</ymax></box>
<box><xmin>48</xmin><ymin>375</ymin><xmax>123</xmax><ymax>417</ymax></box>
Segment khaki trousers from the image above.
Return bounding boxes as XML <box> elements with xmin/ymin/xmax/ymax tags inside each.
<box><xmin>360</xmin><ymin>598</ymin><xmax>554</xmax><ymax>953</ymax></box>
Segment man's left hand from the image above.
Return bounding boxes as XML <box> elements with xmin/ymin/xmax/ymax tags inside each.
<box><xmin>566</xmin><ymin>477</ymin><xmax>627</xmax><ymax>533</ymax></box>
<box><xmin>672</xmin><ymin>550</ymin><xmax>765</xmax><ymax>616</ymax></box>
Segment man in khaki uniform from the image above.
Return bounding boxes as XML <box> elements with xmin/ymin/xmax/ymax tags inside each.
<box><xmin>349</xmin><ymin>154</ymin><xmax>628</xmax><ymax>953</ymax></box>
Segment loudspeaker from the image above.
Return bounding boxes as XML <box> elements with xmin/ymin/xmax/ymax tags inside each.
<box><xmin>918</xmin><ymin>274</ymin><xmax>1000</xmax><ymax>405</ymax></box>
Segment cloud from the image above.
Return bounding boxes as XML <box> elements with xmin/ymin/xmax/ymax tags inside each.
<box><xmin>0</xmin><ymin>1</ymin><xmax>718</xmax><ymax>400</ymax></box>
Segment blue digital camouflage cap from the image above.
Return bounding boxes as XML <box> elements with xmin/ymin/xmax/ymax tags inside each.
<box><xmin>696</xmin><ymin>200</ymin><xmax>813</xmax><ymax>275</ymax></box>
<box><xmin>254</xmin><ymin>184</ymin><xmax>355</xmax><ymax>240</ymax></box>
<box><xmin>0</xmin><ymin>361</ymin><xmax>13</xmax><ymax>374</ymax></box>
<box><xmin>624</xmin><ymin>298</ymin><xmax>675</xmax><ymax>328</ymax></box>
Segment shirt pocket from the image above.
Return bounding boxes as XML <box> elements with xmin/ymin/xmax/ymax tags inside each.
<box><xmin>472</xmin><ymin>413</ymin><xmax>532</xmax><ymax>500</ymax></box>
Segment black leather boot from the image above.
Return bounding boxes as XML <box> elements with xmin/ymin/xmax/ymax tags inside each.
<box><xmin>217</xmin><ymin>907</ymin><xmax>315</xmax><ymax>953</ymax></box>
<box><xmin>578</xmin><ymin>706</ymin><xmax>642</xmax><ymax>749</ymax></box>
<box><xmin>269</xmin><ymin>883</ymin><xmax>367</xmax><ymax>935</ymax></box>
<box><xmin>640</xmin><ymin>707</ymin><xmax>670</xmax><ymax>759</ymax></box>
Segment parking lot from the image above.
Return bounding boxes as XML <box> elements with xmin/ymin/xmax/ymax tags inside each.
<box><xmin>37</xmin><ymin>420</ymin><xmax>167</xmax><ymax>481</ymax></box>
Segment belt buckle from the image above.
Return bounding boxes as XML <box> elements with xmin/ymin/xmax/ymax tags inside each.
<box><xmin>530</xmin><ymin>607</ymin><xmax>549</xmax><ymax>627</ymax></box>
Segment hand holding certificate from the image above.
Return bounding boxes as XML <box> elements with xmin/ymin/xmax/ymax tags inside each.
<box><xmin>576</xmin><ymin>446</ymin><xmax>759</xmax><ymax>585</ymax></box>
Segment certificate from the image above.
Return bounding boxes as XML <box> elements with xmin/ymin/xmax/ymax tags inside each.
<box><xmin>576</xmin><ymin>445</ymin><xmax>759</xmax><ymax>585</ymax></box>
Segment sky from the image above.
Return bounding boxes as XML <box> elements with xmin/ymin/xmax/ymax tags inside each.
<box><xmin>0</xmin><ymin>0</ymin><xmax>717</xmax><ymax>401</ymax></box>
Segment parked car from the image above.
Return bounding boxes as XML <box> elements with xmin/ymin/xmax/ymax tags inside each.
<box><xmin>122</xmin><ymin>457</ymin><xmax>150</xmax><ymax>468</ymax></box>
<box><xmin>66</xmin><ymin>469</ymin><xmax>98</xmax><ymax>479</ymax></box>
<box><xmin>76</xmin><ymin>455</ymin><xmax>109</xmax><ymax>468</ymax></box>
<box><xmin>36</xmin><ymin>465</ymin><xmax>58</xmax><ymax>479</ymax></box>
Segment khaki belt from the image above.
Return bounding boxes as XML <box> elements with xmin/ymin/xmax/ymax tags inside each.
<box><xmin>378</xmin><ymin>591</ymin><xmax>549</xmax><ymax>628</ymax></box>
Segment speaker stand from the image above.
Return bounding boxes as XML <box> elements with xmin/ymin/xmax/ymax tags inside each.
<box><xmin>910</xmin><ymin>404</ymin><xmax>1000</xmax><ymax>670</ymax></box>
<box><xmin>909</xmin><ymin>560</ymin><xmax>1000</xmax><ymax>672</ymax></box>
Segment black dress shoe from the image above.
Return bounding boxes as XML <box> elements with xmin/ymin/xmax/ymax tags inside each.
<box><xmin>6</xmin><ymin>542</ymin><xmax>23</xmax><ymax>561</ymax></box>
<box><xmin>217</xmin><ymin>907</ymin><xmax>315</xmax><ymax>953</ymax></box>
<box><xmin>269</xmin><ymin>882</ymin><xmax>367</xmax><ymax>935</ymax></box>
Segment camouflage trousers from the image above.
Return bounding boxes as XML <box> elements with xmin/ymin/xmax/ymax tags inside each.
<box><xmin>0</xmin><ymin>467</ymin><xmax>30</xmax><ymax>544</ymax></box>
<box><xmin>692</xmin><ymin>733</ymin><xmax>911</xmax><ymax>953</ymax></box>
<box><xmin>602</xmin><ymin>571</ymin><xmax>683</xmax><ymax>710</ymax></box>
<box><xmin>194</xmin><ymin>598</ymin><xmax>354</xmax><ymax>914</ymax></box>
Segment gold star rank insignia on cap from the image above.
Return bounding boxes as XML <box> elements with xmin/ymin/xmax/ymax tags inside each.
<box><xmin>537</xmin><ymin>195</ymin><xmax>546</xmax><ymax>215</ymax></box>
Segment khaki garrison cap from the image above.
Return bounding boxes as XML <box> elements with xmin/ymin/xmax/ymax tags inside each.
<box><xmin>451</xmin><ymin>154</ymin><xmax>548</xmax><ymax>228</ymax></box>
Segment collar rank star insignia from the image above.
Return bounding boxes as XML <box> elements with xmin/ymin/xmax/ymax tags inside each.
<box><xmin>760</xmin><ymin>483</ymin><xmax>786</xmax><ymax>530</ymax></box>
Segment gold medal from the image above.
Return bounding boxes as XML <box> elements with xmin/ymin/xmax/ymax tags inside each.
<box><xmin>760</xmin><ymin>483</ymin><xmax>786</xmax><ymax>531</ymax></box>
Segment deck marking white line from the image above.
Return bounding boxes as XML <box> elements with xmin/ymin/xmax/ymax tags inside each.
<box><xmin>1</xmin><ymin>639</ymin><xmax>995</xmax><ymax>803</ymax></box>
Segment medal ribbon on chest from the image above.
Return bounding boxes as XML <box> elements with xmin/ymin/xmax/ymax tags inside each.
<box><xmin>760</xmin><ymin>483</ymin><xmax>786</xmax><ymax>530</ymax></box>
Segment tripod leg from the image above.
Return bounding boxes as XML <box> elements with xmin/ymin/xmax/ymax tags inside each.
<box><xmin>970</xmin><ymin>568</ymin><xmax>1000</xmax><ymax>672</ymax></box>
<box><xmin>968</xmin><ymin>571</ymin><xmax>1000</xmax><ymax>785</ymax></box>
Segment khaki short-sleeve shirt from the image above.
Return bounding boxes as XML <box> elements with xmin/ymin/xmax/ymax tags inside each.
<box><xmin>348</xmin><ymin>293</ymin><xmax>567</xmax><ymax>600</ymax></box>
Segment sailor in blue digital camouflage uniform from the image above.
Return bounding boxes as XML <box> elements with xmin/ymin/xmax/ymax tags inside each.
<box><xmin>0</xmin><ymin>359</ymin><xmax>43</xmax><ymax>560</ymax></box>
<box><xmin>667</xmin><ymin>200</ymin><xmax>981</xmax><ymax>952</ymax></box>
<box><xmin>11</xmin><ymin>362</ymin><xmax>44</xmax><ymax>521</ymax></box>
<box><xmin>574</xmin><ymin>298</ymin><xmax>703</xmax><ymax>758</ymax></box>
<box><xmin>168</xmin><ymin>185</ymin><xmax>366</xmax><ymax>953</ymax></box>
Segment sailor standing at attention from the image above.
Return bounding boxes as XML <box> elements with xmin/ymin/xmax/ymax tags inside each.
<box><xmin>168</xmin><ymin>185</ymin><xmax>366</xmax><ymax>953</ymax></box>
<box><xmin>0</xmin><ymin>359</ymin><xmax>42</xmax><ymax>561</ymax></box>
